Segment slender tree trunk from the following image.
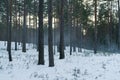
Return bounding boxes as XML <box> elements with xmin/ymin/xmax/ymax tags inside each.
<box><xmin>15</xmin><ymin>0</ymin><xmax>17</xmax><ymax>51</ymax></box>
<box><xmin>33</xmin><ymin>0</ymin><xmax>37</xmax><ymax>48</ymax></box>
<box><xmin>48</xmin><ymin>0</ymin><xmax>54</xmax><ymax>67</ymax></box>
<box><xmin>29</xmin><ymin>13</ymin><xmax>32</xmax><ymax>44</ymax></box>
<box><xmin>78</xmin><ymin>22</ymin><xmax>82</xmax><ymax>52</ymax></box>
<box><xmin>68</xmin><ymin>0</ymin><xmax>72</xmax><ymax>55</ymax></box>
<box><xmin>76</xmin><ymin>19</ymin><xmax>79</xmax><ymax>51</ymax></box>
<box><xmin>8</xmin><ymin>0</ymin><xmax>12</xmax><ymax>61</ymax></box>
<box><xmin>34</xmin><ymin>0</ymin><xmax>38</xmax><ymax>49</ymax></box>
<box><xmin>18</xmin><ymin>0</ymin><xmax>21</xmax><ymax>45</ymax></box>
<box><xmin>6</xmin><ymin>0</ymin><xmax>9</xmax><ymax>51</ymax></box>
<box><xmin>118</xmin><ymin>0</ymin><xmax>120</xmax><ymax>49</ymax></box>
<box><xmin>53</xmin><ymin>17</ymin><xmax>56</xmax><ymax>55</ymax></box>
<box><xmin>22</xmin><ymin>0</ymin><xmax>27</xmax><ymax>52</ymax></box>
<box><xmin>77</xmin><ymin>19</ymin><xmax>82</xmax><ymax>52</ymax></box>
<box><xmin>106</xmin><ymin>1</ymin><xmax>111</xmax><ymax>50</ymax></box>
<box><xmin>36</xmin><ymin>18</ymin><xmax>38</xmax><ymax>51</ymax></box>
<box><xmin>108</xmin><ymin>1</ymin><xmax>113</xmax><ymax>50</ymax></box>
<box><xmin>94</xmin><ymin>0</ymin><xmax>97</xmax><ymax>54</ymax></box>
<box><xmin>38</xmin><ymin>0</ymin><xmax>44</xmax><ymax>65</ymax></box>
<box><xmin>73</xmin><ymin>19</ymin><xmax>76</xmax><ymax>52</ymax></box>
<box><xmin>59</xmin><ymin>0</ymin><xmax>65</xmax><ymax>59</ymax></box>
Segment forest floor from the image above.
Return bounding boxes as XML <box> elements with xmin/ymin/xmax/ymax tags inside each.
<box><xmin>0</xmin><ymin>41</ymin><xmax>120</xmax><ymax>80</ymax></box>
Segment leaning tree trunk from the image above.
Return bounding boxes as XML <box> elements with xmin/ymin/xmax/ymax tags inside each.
<box><xmin>22</xmin><ymin>0</ymin><xmax>27</xmax><ymax>52</ymax></box>
<box><xmin>38</xmin><ymin>0</ymin><xmax>44</xmax><ymax>65</ymax></box>
<box><xmin>8</xmin><ymin>0</ymin><xmax>12</xmax><ymax>61</ymax></box>
<box><xmin>59</xmin><ymin>0</ymin><xmax>65</xmax><ymax>59</ymax></box>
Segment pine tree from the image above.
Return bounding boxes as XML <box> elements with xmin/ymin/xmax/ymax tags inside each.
<box><xmin>22</xmin><ymin>0</ymin><xmax>27</xmax><ymax>52</ymax></box>
<box><xmin>14</xmin><ymin>0</ymin><xmax>17</xmax><ymax>51</ymax></box>
<box><xmin>59</xmin><ymin>0</ymin><xmax>65</xmax><ymax>59</ymax></box>
<box><xmin>118</xmin><ymin>0</ymin><xmax>120</xmax><ymax>49</ymax></box>
<box><xmin>38</xmin><ymin>0</ymin><xmax>44</xmax><ymax>65</ymax></box>
<box><xmin>8</xmin><ymin>0</ymin><xmax>12</xmax><ymax>61</ymax></box>
<box><xmin>94</xmin><ymin>0</ymin><xmax>97</xmax><ymax>54</ymax></box>
<box><xmin>48</xmin><ymin>0</ymin><xmax>54</xmax><ymax>67</ymax></box>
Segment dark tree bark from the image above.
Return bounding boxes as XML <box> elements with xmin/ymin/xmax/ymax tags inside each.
<box><xmin>73</xmin><ymin>19</ymin><xmax>76</xmax><ymax>52</ymax></box>
<box><xmin>118</xmin><ymin>0</ymin><xmax>120</xmax><ymax>49</ymax></box>
<box><xmin>15</xmin><ymin>0</ymin><xmax>17</xmax><ymax>51</ymax></box>
<box><xmin>38</xmin><ymin>0</ymin><xmax>44</xmax><ymax>65</ymax></box>
<box><xmin>106</xmin><ymin>1</ymin><xmax>111</xmax><ymax>50</ymax></box>
<box><xmin>53</xmin><ymin>17</ymin><xmax>56</xmax><ymax>55</ymax></box>
<box><xmin>8</xmin><ymin>0</ymin><xmax>12</xmax><ymax>61</ymax></box>
<box><xmin>59</xmin><ymin>0</ymin><xmax>65</xmax><ymax>59</ymax></box>
<box><xmin>6</xmin><ymin>0</ymin><xmax>9</xmax><ymax>51</ymax></box>
<box><xmin>94</xmin><ymin>0</ymin><xmax>97</xmax><ymax>54</ymax></box>
<box><xmin>48</xmin><ymin>0</ymin><xmax>54</xmax><ymax>67</ymax></box>
<box><xmin>33</xmin><ymin>0</ymin><xmax>37</xmax><ymax>49</ymax></box>
<box><xmin>77</xmin><ymin>19</ymin><xmax>82</xmax><ymax>52</ymax></box>
<box><xmin>22</xmin><ymin>0</ymin><xmax>27</xmax><ymax>52</ymax></box>
<box><xmin>68</xmin><ymin>0</ymin><xmax>72</xmax><ymax>55</ymax></box>
<box><xmin>18</xmin><ymin>0</ymin><xmax>21</xmax><ymax>45</ymax></box>
<box><xmin>33</xmin><ymin>0</ymin><xmax>38</xmax><ymax>50</ymax></box>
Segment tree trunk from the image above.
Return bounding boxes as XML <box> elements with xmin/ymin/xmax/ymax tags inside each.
<box><xmin>78</xmin><ymin>19</ymin><xmax>82</xmax><ymax>52</ymax></box>
<box><xmin>15</xmin><ymin>0</ymin><xmax>17</xmax><ymax>51</ymax></box>
<box><xmin>106</xmin><ymin>1</ymin><xmax>111</xmax><ymax>50</ymax></box>
<box><xmin>68</xmin><ymin>0</ymin><xmax>72</xmax><ymax>55</ymax></box>
<box><xmin>6</xmin><ymin>0</ymin><xmax>9</xmax><ymax>51</ymax></box>
<box><xmin>53</xmin><ymin>17</ymin><xmax>56</xmax><ymax>55</ymax></box>
<box><xmin>22</xmin><ymin>0</ymin><xmax>27</xmax><ymax>52</ymax></box>
<box><xmin>94</xmin><ymin>0</ymin><xmax>97</xmax><ymax>54</ymax></box>
<box><xmin>73</xmin><ymin>19</ymin><xmax>76</xmax><ymax>52</ymax></box>
<box><xmin>18</xmin><ymin>0</ymin><xmax>21</xmax><ymax>45</ymax></box>
<box><xmin>118</xmin><ymin>0</ymin><xmax>120</xmax><ymax>49</ymax></box>
<box><xmin>38</xmin><ymin>0</ymin><xmax>44</xmax><ymax>65</ymax></box>
<box><xmin>48</xmin><ymin>0</ymin><xmax>54</xmax><ymax>67</ymax></box>
<box><xmin>59</xmin><ymin>0</ymin><xmax>65</xmax><ymax>59</ymax></box>
<box><xmin>8</xmin><ymin>0</ymin><xmax>12</xmax><ymax>61</ymax></box>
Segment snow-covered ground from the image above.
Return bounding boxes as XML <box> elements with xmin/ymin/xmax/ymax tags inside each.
<box><xmin>0</xmin><ymin>41</ymin><xmax>120</xmax><ymax>80</ymax></box>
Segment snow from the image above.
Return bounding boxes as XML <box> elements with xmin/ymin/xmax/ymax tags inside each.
<box><xmin>0</xmin><ymin>41</ymin><xmax>120</xmax><ymax>80</ymax></box>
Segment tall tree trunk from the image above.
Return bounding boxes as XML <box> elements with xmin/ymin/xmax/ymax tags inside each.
<box><xmin>28</xmin><ymin>0</ymin><xmax>31</xmax><ymax>45</ymax></box>
<box><xmin>15</xmin><ymin>0</ymin><xmax>17</xmax><ymax>51</ymax></box>
<box><xmin>94</xmin><ymin>0</ymin><xmax>97</xmax><ymax>54</ymax></box>
<box><xmin>8</xmin><ymin>0</ymin><xmax>12</xmax><ymax>61</ymax></box>
<box><xmin>68</xmin><ymin>0</ymin><xmax>72</xmax><ymax>55</ymax></box>
<box><xmin>18</xmin><ymin>0</ymin><xmax>21</xmax><ymax>45</ymax></box>
<box><xmin>53</xmin><ymin>17</ymin><xmax>56</xmax><ymax>55</ymax></box>
<box><xmin>106</xmin><ymin>1</ymin><xmax>111</xmax><ymax>50</ymax></box>
<box><xmin>73</xmin><ymin>19</ymin><xmax>76</xmax><ymax>52</ymax></box>
<box><xmin>59</xmin><ymin>0</ymin><xmax>65</xmax><ymax>59</ymax></box>
<box><xmin>38</xmin><ymin>0</ymin><xmax>44</xmax><ymax>65</ymax></box>
<box><xmin>6</xmin><ymin>0</ymin><xmax>9</xmax><ymax>51</ymax></box>
<box><xmin>118</xmin><ymin>0</ymin><xmax>120</xmax><ymax>49</ymax></box>
<box><xmin>48</xmin><ymin>0</ymin><xmax>54</xmax><ymax>67</ymax></box>
<box><xmin>33</xmin><ymin>0</ymin><xmax>37</xmax><ymax>48</ymax></box>
<box><xmin>108</xmin><ymin>1</ymin><xmax>113</xmax><ymax>50</ymax></box>
<box><xmin>34</xmin><ymin>0</ymin><xmax>38</xmax><ymax>49</ymax></box>
<box><xmin>22</xmin><ymin>0</ymin><xmax>27</xmax><ymax>52</ymax></box>
<box><xmin>77</xmin><ymin>19</ymin><xmax>82</xmax><ymax>52</ymax></box>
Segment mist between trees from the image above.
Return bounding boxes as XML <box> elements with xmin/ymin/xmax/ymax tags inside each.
<box><xmin>0</xmin><ymin>0</ymin><xmax>120</xmax><ymax>64</ymax></box>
